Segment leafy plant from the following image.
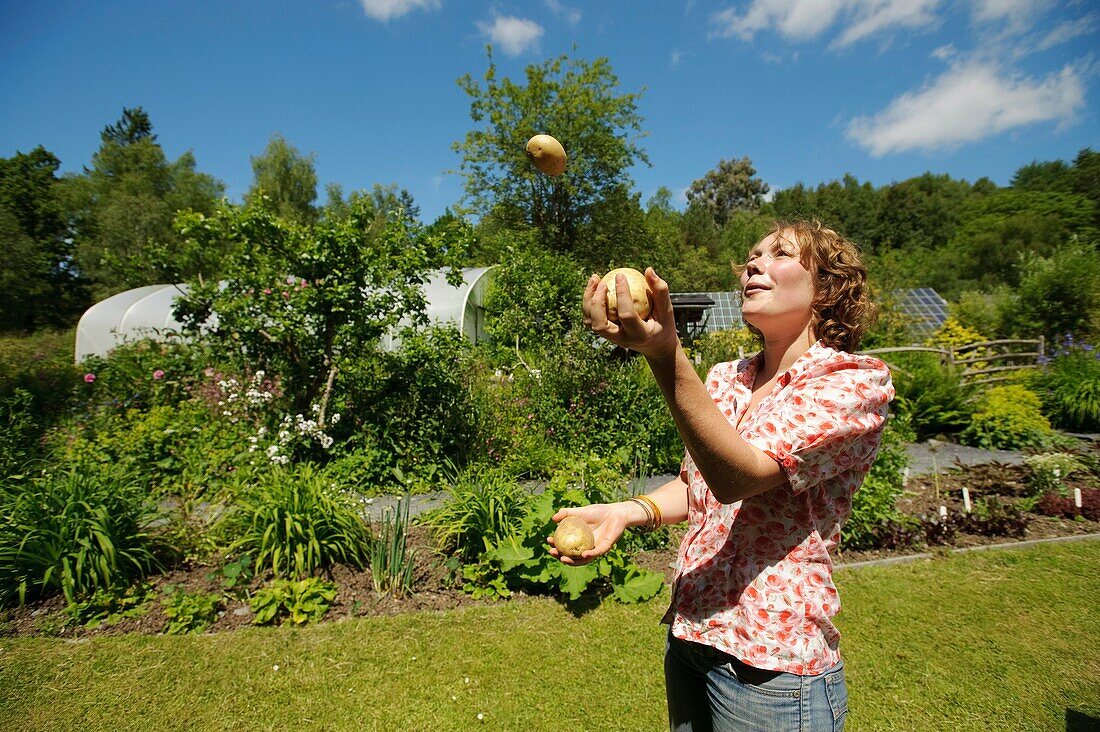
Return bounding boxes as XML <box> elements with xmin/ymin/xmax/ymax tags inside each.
<box><xmin>425</xmin><ymin>466</ymin><xmax>531</xmax><ymax>561</ymax></box>
<box><xmin>890</xmin><ymin>353</ymin><xmax>973</xmax><ymax>440</ymax></box>
<box><xmin>842</xmin><ymin>413</ymin><xmax>915</xmax><ymax>551</ymax></box>
<box><xmin>249</xmin><ymin>577</ymin><xmax>337</xmax><ymax>626</ymax></box>
<box><xmin>1035</xmin><ymin>489</ymin><xmax>1100</xmax><ymax>521</ymax></box>
<box><xmin>205</xmin><ymin>553</ymin><xmax>254</xmax><ymax>600</ymax></box>
<box><xmin>162</xmin><ymin>587</ymin><xmax>221</xmax><ymax>635</ymax></box>
<box><xmin>65</xmin><ymin>582</ymin><xmax>155</xmax><ymax>629</ymax></box>
<box><xmin>961</xmin><ymin>498</ymin><xmax>1030</xmax><ymax>538</ymax></box>
<box><xmin>462</xmin><ymin>478</ymin><xmax>664</xmax><ymax>604</ymax></box>
<box><xmin>1024</xmin><ymin>452</ymin><xmax>1087</xmax><ymax>496</ymax></box>
<box><xmin>369</xmin><ymin>494</ymin><xmax>417</xmax><ymax>597</ymax></box>
<box><xmin>962</xmin><ymin>384</ymin><xmax>1056</xmax><ymax>450</ymax></box>
<box><xmin>0</xmin><ymin>467</ymin><xmax>166</xmax><ymax>607</ymax></box>
<box><xmin>215</xmin><ymin>463</ymin><xmax>372</xmax><ymax>579</ymax></box>
<box><xmin>1029</xmin><ymin>333</ymin><xmax>1100</xmax><ymax>431</ymax></box>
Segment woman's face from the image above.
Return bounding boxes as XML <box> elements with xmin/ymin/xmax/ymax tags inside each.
<box><xmin>739</xmin><ymin>231</ymin><xmax>816</xmax><ymax>335</ymax></box>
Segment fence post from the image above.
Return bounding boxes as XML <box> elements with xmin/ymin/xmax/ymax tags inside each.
<box><xmin>1038</xmin><ymin>334</ymin><xmax>1045</xmax><ymax>360</ymax></box>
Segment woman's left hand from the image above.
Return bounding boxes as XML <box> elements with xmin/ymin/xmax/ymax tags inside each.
<box><xmin>583</xmin><ymin>267</ymin><xmax>679</xmax><ymax>361</ymax></box>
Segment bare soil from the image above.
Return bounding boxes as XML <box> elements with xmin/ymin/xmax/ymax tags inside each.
<box><xmin>4</xmin><ymin>459</ymin><xmax>1098</xmax><ymax>639</ymax></box>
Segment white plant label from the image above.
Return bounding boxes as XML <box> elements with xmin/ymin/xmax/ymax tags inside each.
<box><xmin>1075</xmin><ymin>488</ymin><xmax>1083</xmax><ymax>509</ymax></box>
<box><xmin>962</xmin><ymin>487</ymin><xmax>971</xmax><ymax>513</ymax></box>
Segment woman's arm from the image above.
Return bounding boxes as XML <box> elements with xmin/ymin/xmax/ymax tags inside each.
<box><xmin>586</xmin><ymin>270</ymin><xmax>787</xmax><ymax>504</ymax></box>
<box><xmin>550</xmin><ymin>475</ymin><xmax>690</xmax><ymax>565</ymax></box>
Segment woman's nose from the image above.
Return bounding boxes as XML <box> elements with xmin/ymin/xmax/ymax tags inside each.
<box><xmin>746</xmin><ymin>257</ymin><xmax>764</xmax><ymax>275</ymax></box>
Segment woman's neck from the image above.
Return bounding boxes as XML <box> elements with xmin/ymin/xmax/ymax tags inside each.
<box><xmin>758</xmin><ymin>328</ymin><xmax>816</xmax><ymax>381</ymax></box>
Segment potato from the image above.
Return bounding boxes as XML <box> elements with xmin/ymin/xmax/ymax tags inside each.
<box><xmin>600</xmin><ymin>267</ymin><xmax>653</xmax><ymax>321</ymax></box>
<box><xmin>525</xmin><ymin>134</ymin><xmax>567</xmax><ymax>176</ymax></box>
<box><xmin>553</xmin><ymin>516</ymin><xmax>595</xmax><ymax>558</ymax></box>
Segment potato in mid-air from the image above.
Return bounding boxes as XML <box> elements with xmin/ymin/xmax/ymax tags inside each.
<box><xmin>525</xmin><ymin>134</ymin><xmax>567</xmax><ymax>176</ymax></box>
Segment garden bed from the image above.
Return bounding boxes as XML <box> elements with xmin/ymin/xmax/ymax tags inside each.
<box><xmin>3</xmin><ymin>456</ymin><xmax>1098</xmax><ymax>640</ymax></box>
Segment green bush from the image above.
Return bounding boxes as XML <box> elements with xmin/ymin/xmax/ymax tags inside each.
<box><xmin>344</xmin><ymin>326</ymin><xmax>480</xmax><ymax>490</ymax></box>
<box><xmin>214</xmin><ymin>463</ymin><xmax>372</xmax><ymax>579</ymax></box>
<box><xmin>475</xmin><ymin>333</ymin><xmax>682</xmax><ymax>478</ymax></box>
<box><xmin>890</xmin><ymin>353</ymin><xmax>974</xmax><ymax>440</ymax></box>
<box><xmin>76</xmin><ymin>336</ymin><xmax>212</xmax><ymax>413</ymax></box>
<box><xmin>0</xmin><ymin>330</ymin><xmax>80</xmax><ymax>461</ymax></box>
<box><xmin>425</xmin><ymin>466</ymin><xmax>532</xmax><ymax>561</ymax></box>
<box><xmin>961</xmin><ymin>384</ymin><xmax>1056</xmax><ymax>450</ymax></box>
<box><xmin>842</xmin><ymin>413</ymin><xmax>915</xmax><ymax>551</ymax></box>
<box><xmin>1028</xmin><ymin>333</ymin><xmax>1100</xmax><ymax>431</ymax></box>
<box><xmin>0</xmin><ymin>466</ymin><xmax>167</xmax><ymax>607</ymax></box>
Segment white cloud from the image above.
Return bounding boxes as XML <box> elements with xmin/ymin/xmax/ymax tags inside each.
<box><xmin>971</xmin><ymin>0</ymin><xmax>1054</xmax><ymax>33</ymax></box>
<box><xmin>544</xmin><ymin>0</ymin><xmax>581</xmax><ymax>26</ymax></box>
<box><xmin>832</xmin><ymin>0</ymin><xmax>942</xmax><ymax>47</ymax></box>
<box><xmin>1035</xmin><ymin>13</ymin><xmax>1098</xmax><ymax>52</ymax></box>
<box><xmin>670</xmin><ymin>50</ymin><xmax>683</xmax><ymax>67</ymax></box>
<box><xmin>358</xmin><ymin>0</ymin><xmax>440</xmax><ymax>22</ymax></box>
<box><xmin>847</xmin><ymin>60</ymin><xmax>1085</xmax><ymax>155</ymax></box>
<box><xmin>709</xmin><ymin>0</ymin><xmax>941</xmax><ymax>47</ymax></box>
<box><xmin>477</xmin><ymin>15</ymin><xmax>544</xmax><ymax>56</ymax></box>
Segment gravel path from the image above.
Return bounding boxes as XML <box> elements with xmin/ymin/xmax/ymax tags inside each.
<box><xmin>362</xmin><ymin>440</ymin><xmax>1087</xmax><ymax>521</ymax></box>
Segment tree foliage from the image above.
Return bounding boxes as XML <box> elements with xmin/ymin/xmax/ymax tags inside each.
<box><xmin>65</xmin><ymin>107</ymin><xmax>224</xmax><ymax>299</ymax></box>
<box><xmin>686</xmin><ymin>156</ymin><xmax>769</xmax><ymax>228</ymax></box>
<box><xmin>246</xmin><ymin>134</ymin><xmax>319</xmax><ymax>225</ymax></box>
<box><xmin>453</xmin><ymin>48</ymin><xmax>649</xmax><ymax>257</ymax></box>
<box><xmin>0</xmin><ymin>147</ymin><xmax>87</xmax><ymax>332</ymax></box>
<box><xmin>174</xmin><ymin>196</ymin><xmax>474</xmax><ymax>413</ymax></box>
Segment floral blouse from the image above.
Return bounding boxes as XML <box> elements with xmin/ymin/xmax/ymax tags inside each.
<box><xmin>664</xmin><ymin>340</ymin><xmax>894</xmax><ymax>675</ymax></box>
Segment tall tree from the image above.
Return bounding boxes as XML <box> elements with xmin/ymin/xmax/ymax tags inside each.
<box><xmin>65</xmin><ymin>107</ymin><xmax>224</xmax><ymax>300</ymax></box>
<box><xmin>453</xmin><ymin>48</ymin><xmax>649</xmax><ymax>256</ymax></box>
<box><xmin>686</xmin><ymin>156</ymin><xmax>769</xmax><ymax>228</ymax></box>
<box><xmin>0</xmin><ymin>147</ymin><xmax>88</xmax><ymax>331</ymax></box>
<box><xmin>245</xmin><ymin>134</ymin><xmax>318</xmax><ymax>225</ymax></box>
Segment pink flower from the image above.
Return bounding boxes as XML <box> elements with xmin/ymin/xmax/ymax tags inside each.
<box><xmin>282</xmin><ymin>291</ymin><xmax>290</xmax><ymax>299</ymax></box>
<box><xmin>263</xmin><ymin>288</ymin><xmax>272</xmax><ymax>295</ymax></box>
<box><xmin>153</xmin><ymin>369</ymin><xmax>165</xmax><ymax>380</ymax></box>
<box><xmin>84</xmin><ymin>373</ymin><xmax>96</xmax><ymax>383</ymax></box>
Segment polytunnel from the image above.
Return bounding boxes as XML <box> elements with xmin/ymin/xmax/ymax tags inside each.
<box><xmin>74</xmin><ymin>267</ymin><xmax>497</xmax><ymax>363</ymax></box>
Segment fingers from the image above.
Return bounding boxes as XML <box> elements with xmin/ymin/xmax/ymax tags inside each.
<box><xmin>645</xmin><ymin>267</ymin><xmax>673</xmax><ymax>324</ymax></box>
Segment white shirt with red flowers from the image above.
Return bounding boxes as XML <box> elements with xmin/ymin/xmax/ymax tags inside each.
<box><xmin>664</xmin><ymin>340</ymin><xmax>894</xmax><ymax>675</ymax></box>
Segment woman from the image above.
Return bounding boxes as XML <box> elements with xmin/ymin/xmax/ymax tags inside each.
<box><xmin>549</xmin><ymin>220</ymin><xmax>894</xmax><ymax>731</ymax></box>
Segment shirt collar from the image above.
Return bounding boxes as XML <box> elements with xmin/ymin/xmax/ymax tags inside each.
<box><xmin>735</xmin><ymin>339</ymin><xmax>832</xmax><ymax>388</ymax></box>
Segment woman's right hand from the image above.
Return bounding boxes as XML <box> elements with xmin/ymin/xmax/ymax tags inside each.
<box><xmin>547</xmin><ymin>502</ymin><xmax>639</xmax><ymax>566</ymax></box>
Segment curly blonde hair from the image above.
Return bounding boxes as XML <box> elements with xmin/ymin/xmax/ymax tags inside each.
<box><xmin>733</xmin><ymin>219</ymin><xmax>876</xmax><ymax>353</ymax></box>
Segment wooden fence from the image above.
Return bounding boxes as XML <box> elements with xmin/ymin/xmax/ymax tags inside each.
<box><xmin>857</xmin><ymin>337</ymin><xmax>1046</xmax><ymax>385</ymax></box>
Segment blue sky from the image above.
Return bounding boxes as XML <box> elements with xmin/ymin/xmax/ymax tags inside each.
<box><xmin>1</xmin><ymin>0</ymin><xmax>1097</xmax><ymax>223</ymax></box>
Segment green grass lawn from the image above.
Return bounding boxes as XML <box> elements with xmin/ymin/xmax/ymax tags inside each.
<box><xmin>2</xmin><ymin>540</ymin><xmax>1098</xmax><ymax>731</ymax></box>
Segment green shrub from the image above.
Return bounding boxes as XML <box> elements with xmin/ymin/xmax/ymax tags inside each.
<box><xmin>1029</xmin><ymin>333</ymin><xmax>1100</xmax><ymax>431</ymax></box>
<box><xmin>961</xmin><ymin>384</ymin><xmax>1056</xmax><ymax>450</ymax></box>
<box><xmin>249</xmin><ymin>577</ymin><xmax>337</xmax><ymax>626</ymax></box>
<box><xmin>890</xmin><ymin>353</ymin><xmax>974</xmax><ymax>440</ymax></box>
<box><xmin>1024</xmin><ymin>452</ymin><xmax>1087</xmax><ymax>497</ymax></box>
<box><xmin>691</xmin><ymin>327</ymin><xmax>759</xmax><ymax>369</ymax></box>
<box><xmin>0</xmin><ymin>467</ymin><xmax>167</xmax><ymax>607</ymax></box>
<box><xmin>464</xmin><ymin>478</ymin><xmax>665</xmax><ymax>604</ymax></box>
<box><xmin>345</xmin><ymin>326</ymin><xmax>480</xmax><ymax>490</ymax></box>
<box><xmin>76</xmin><ymin>336</ymin><xmax>212</xmax><ymax>413</ymax></box>
<box><xmin>842</xmin><ymin>413</ymin><xmax>915</xmax><ymax>551</ymax></box>
<box><xmin>0</xmin><ymin>389</ymin><xmax>40</xmax><ymax>475</ymax></box>
<box><xmin>214</xmin><ymin>463</ymin><xmax>372</xmax><ymax>579</ymax></box>
<box><xmin>425</xmin><ymin>466</ymin><xmax>532</xmax><ymax>561</ymax></box>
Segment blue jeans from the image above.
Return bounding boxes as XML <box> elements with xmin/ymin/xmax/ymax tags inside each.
<box><xmin>664</xmin><ymin>630</ymin><xmax>848</xmax><ymax>732</ymax></box>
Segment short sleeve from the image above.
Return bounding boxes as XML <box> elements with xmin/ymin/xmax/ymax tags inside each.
<box><xmin>744</xmin><ymin>360</ymin><xmax>893</xmax><ymax>494</ymax></box>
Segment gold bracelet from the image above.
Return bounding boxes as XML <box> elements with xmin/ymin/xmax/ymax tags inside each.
<box><xmin>628</xmin><ymin>497</ymin><xmax>654</xmax><ymax>532</ymax></box>
<box><xmin>633</xmin><ymin>494</ymin><xmax>663</xmax><ymax>531</ymax></box>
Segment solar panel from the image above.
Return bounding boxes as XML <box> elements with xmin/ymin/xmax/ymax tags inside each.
<box><xmin>891</xmin><ymin>287</ymin><xmax>948</xmax><ymax>335</ymax></box>
<box><xmin>670</xmin><ymin>288</ymin><xmax>948</xmax><ymax>338</ymax></box>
